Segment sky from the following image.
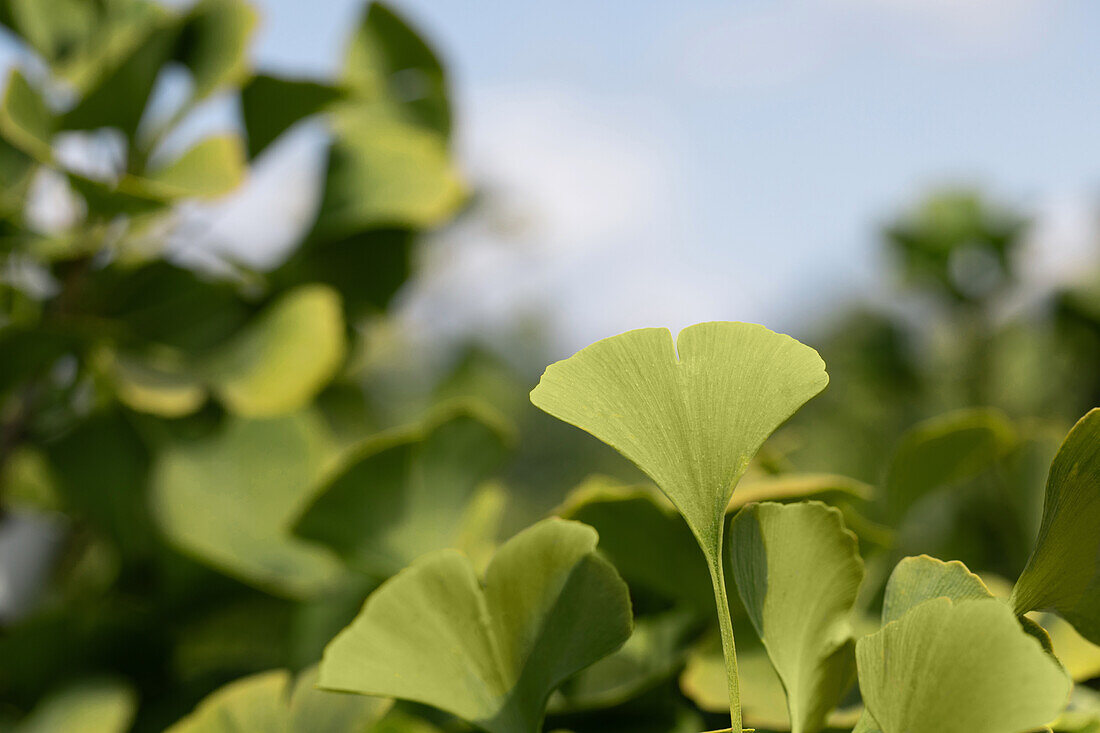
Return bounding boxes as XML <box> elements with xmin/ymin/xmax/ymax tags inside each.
<box><xmin>13</xmin><ymin>0</ymin><xmax>1100</xmax><ymax>355</ymax></box>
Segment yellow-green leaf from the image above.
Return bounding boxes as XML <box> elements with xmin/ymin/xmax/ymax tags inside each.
<box><xmin>1012</xmin><ymin>409</ymin><xmax>1100</xmax><ymax>645</ymax></box>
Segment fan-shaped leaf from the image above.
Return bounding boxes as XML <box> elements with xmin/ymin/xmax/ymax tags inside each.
<box><xmin>730</xmin><ymin>502</ymin><xmax>862</xmax><ymax>733</ymax></box>
<box><xmin>165</xmin><ymin>666</ymin><xmax>391</xmax><ymax>733</ymax></box>
<box><xmin>318</xmin><ymin>518</ymin><xmax>633</xmax><ymax>733</ymax></box>
<box><xmin>15</xmin><ymin>679</ymin><xmax>135</xmax><ymax>733</ymax></box>
<box><xmin>856</xmin><ymin>598</ymin><xmax>1070</xmax><ymax>733</ymax></box>
<box><xmin>1012</xmin><ymin>409</ymin><xmax>1100</xmax><ymax>644</ymax></box>
<box><xmin>882</xmin><ymin>555</ymin><xmax>993</xmax><ymax>625</ymax></box>
<box><xmin>294</xmin><ymin>403</ymin><xmax>511</xmax><ymax>577</ymax></box>
<box><xmin>151</xmin><ymin>410</ymin><xmax>342</xmax><ymax>597</ymax></box>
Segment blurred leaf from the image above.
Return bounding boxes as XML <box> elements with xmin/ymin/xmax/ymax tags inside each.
<box><xmin>204</xmin><ymin>284</ymin><xmax>346</xmax><ymax>418</ymax></box>
<box><xmin>241</xmin><ymin>74</ymin><xmax>344</xmax><ymax>159</ymax></box>
<box><xmin>1034</xmin><ymin>612</ymin><xmax>1100</xmax><ymax>683</ymax></box>
<box><xmin>46</xmin><ymin>410</ymin><xmax>156</xmax><ymax>557</ymax></box>
<box><xmin>730</xmin><ymin>502</ymin><xmax>862</xmax><ymax>733</ymax></box>
<box><xmin>313</xmin><ymin>117</ymin><xmax>465</xmax><ymax>236</ymax></box>
<box><xmin>101</xmin><ymin>348</ymin><xmax>206</xmax><ymax>418</ymax></box>
<box><xmin>295</xmin><ymin>403</ymin><xmax>511</xmax><ymax>577</ymax></box>
<box><xmin>550</xmin><ymin>610</ymin><xmax>695</xmax><ymax>713</ymax></box>
<box><xmin>151</xmin><ymin>409</ymin><xmax>342</xmax><ymax>597</ymax></box>
<box><xmin>318</xmin><ymin>518</ymin><xmax>633</xmax><ymax>733</ymax></box>
<box><xmin>1013</xmin><ymin>409</ymin><xmax>1100</xmax><ymax>645</ymax></box>
<box><xmin>343</xmin><ymin>2</ymin><xmax>449</xmax><ymax>136</ymax></box>
<box><xmin>555</xmin><ymin>477</ymin><xmax>714</xmax><ymax>615</ymax></box>
<box><xmin>165</xmin><ymin>666</ymin><xmax>392</xmax><ymax>733</ymax></box>
<box><xmin>175</xmin><ymin>0</ymin><xmax>258</xmax><ymax>100</ymax></box>
<box><xmin>728</xmin><ymin>473</ymin><xmax>872</xmax><ymax>510</ymax></box>
<box><xmin>14</xmin><ymin>679</ymin><xmax>135</xmax><ymax>733</ymax></box>
<box><xmin>0</xmin><ymin>69</ymin><xmax>55</xmax><ymax>162</ymax></box>
<box><xmin>271</xmin><ymin>228</ymin><xmax>412</xmax><ymax>319</ymax></box>
<box><xmin>130</xmin><ymin>134</ymin><xmax>246</xmax><ymax>199</ymax></box>
<box><xmin>884</xmin><ymin>407</ymin><xmax>1015</xmax><ymax>523</ymax></box>
<box><xmin>0</xmin><ymin>0</ymin><xmax>96</xmax><ymax>68</ymax></box>
<box><xmin>63</xmin><ymin>18</ymin><xmax>180</xmax><ymax>137</ymax></box>
<box><xmin>856</xmin><ymin>598</ymin><xmax>1070</xmax><ymax>733</ymax></box>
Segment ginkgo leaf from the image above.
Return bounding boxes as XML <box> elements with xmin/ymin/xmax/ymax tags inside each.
<box><xmin>204</xmin><ymin>284</ymin><xmax>346</xmax><ymax>417</ymax></box>
<box><xmin>730</xmin><ymin>502</ymin><xmax>863</xmax><ymax>733</ymax></box>
<box><xmin>15</xmin><ymin>679</ymin><xmax>135</xmax><ymax>733</ymax></box>
<box><xmin>884</xmin><ymin>407</ymin><xmax>1015</xmax><ymax>522</ymax></box>
<box><xmin>294</xmin><ymin>403</ymin><xmax>512</xmax><ymax>577</ymax></box>
<box><xmin>0</xmin><ymin>69</ymin><xmax>55</xmax><ymax>162</ymax></box>
<box><xmin>856</xmin><ymin>598</ymin><xmax>1070</xmax><ymax>733</ymax></box>
<box><xmin>175</xmin><ymin>0</ymin><xmax>258</xmax><ymax>100</ymax></box>
<box><xmin>531</xmin><ymin>322</ymin><xmax>828</xmax><ymax>732</ymax></box>
<box><xmin>549</xmin><ymin>609</ymin><xmax>696</xmax><ymax>713</ymax></box>
<box><xmin>555</xmin><ymin>477</ymin><xmax>715</xmax><ymax>615</ymax></box>
<box><xmin>151</xmin><ymin>410</ymin><xmax>342</xmax><ymax>598</ymax></box>
<box><xmin>1012</xmin><ymin>409</ymin><xmax>1100</xmax><ymax>645</ymax></box>
<box><xmin>531</xmin><ymin>323</ymin><xmax>828</xmax><ymax>553</ymax></box>
<box><xmin>129</xmin><ymin>134</ymin><xmax>246</xmax><ymax>199</ymax></box>
<box><xmin>165</xmin><ymin>666</ymin><xmax>392</xmax><ymax>733</ymax></box>
<box><xmin>241</xmin><ymin>75</ymin><xmax>344</xmax><ymax>158</ymax></box>
<box><xmin>1033</xmin><ymin>612</ymin><xmax>1100</xmax><ymax>682</ymax></box>
<box><xmin>317</xmin><ymin>518</ymin><xmax>633</xmax><ymax>733</ymax></box>
<box><xmin>727</xmin><ymin>473</ymin><xmax>872</xmax><ymax>511</ymax></box>
<box><xmin>882</xmin><ymin>555</ymin><xmax>993</xmax><ymax>625</ymax></box>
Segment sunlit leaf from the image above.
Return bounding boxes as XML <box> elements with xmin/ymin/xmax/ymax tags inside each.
<box><xmin>531</xmin><ymin>322</ymin><xmax>827</xmax><ymax>731</ymax></box>
<box><xmin>294</xmin><ymin>403</ymin><xmax>511</xmax><ymax>577</ymax></box>
<box><xmin>313</xmin><ymin>115</ymin><xmax>465</xmax><ymax>235</ymax></box>
<box><xmin>99</xmin><ymin>347</ymin><xmax>206</xmax><ymax>417</ymax></box>
<box><xmin>151</xmin><ymin>409</ymin><xmax>342</xmax><ymax>597</ymax></box>
<box><xmin>204</xmin><ymin>284</ymin><xmax>346</xmax><ymax>418</ymax></box>
<box><xmin>165</xmin><ymin>666</ymin><xmax>391</xmax><ymax>733</ymax></box>
<box><xmin>318</xmin><ymin>518</ymin><xmax>633</xmax><ymax>733</ymax></box>
<box><xmin>0</xmin><ymin>69</ymin><xmax>55</xmax><ymax>162</ymax></box>
<box><xmin>531</xmin><ymin>322</ymin><xmax>828</xmax><ymax>562</ymax></box>
<box><xmin>730</xmin><ymin>502</ymin><xmax>862</xmax><ymax>733</ymax></box>
<box><xmin>129</xmin><ymin>134</ymin><xmax>246</xmax><ymax>199</ymax></box>
<box><xmin>727</xmin><ymin>473</ymin><xmax>871</xmax><ymax>511</ymax></box>
<box><xmin>15</xmin><ymin>679</ymin><xmax>135</xmax><ymax>733</ymax></box>
<box><xmin>1013</xmin><ymin>409</ymin><xmax>1100</xmax><ymax>645</ymax></box>
<box><xmin>856</xmin><ymin>597</ymin><xmax>1070</xmax><ymax>733</ymax></box>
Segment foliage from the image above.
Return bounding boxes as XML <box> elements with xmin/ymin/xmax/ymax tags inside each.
<box><xmin>0</xmin><ymin>2</ymin><xmax>1099</xmax><ymax>733</ymax></box>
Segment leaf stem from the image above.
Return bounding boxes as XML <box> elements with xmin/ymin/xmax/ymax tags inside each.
<box><xmin>707</xmin><ymin>551</ymin><xmax>742</xmax><ymax>732</ymax></box>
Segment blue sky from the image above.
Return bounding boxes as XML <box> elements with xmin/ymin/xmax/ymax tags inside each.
<box><xmin>15</xmin><ymin>0</ymin><xmax>1100</xmax><ymax>354</ymax></box>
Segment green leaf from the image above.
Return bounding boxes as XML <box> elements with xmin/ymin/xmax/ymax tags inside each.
<box><xmin>204</xmin><ymin>284</ymin><xmax>347</xmax><ymax>418</ymax></box>
<box><xmin>730</xmin><ymin>502</ymin><xmax>862</xmax><ymax>733</ymax></box>
<box><xmin>531</xmin><ymin>322</ymin><xmax>828</xmax><ymax>561</ymax></box>
<box><xmin>555</xmin><ymin>477</ymin><xmax>715</xmax><ymax>615</ymax></box>
<box><xmin>882</xmin><ymin>555</ymin><xmax>994</xmax><ymax>625</ymax></box>
<box><xmin>728</xmin><ymin>473</ymin><xmax>872</xmax><ymax>511</ymax></box>
<box><xmin>129</xmin><ymin>134</ymin><xmax>246</xmax><ymax>199</ymax></box>
<box><xmin>15</xmin><ymin>679</ymin><xmax>135</xmax><ymax>733</ymax></box>
<box><xmin>884</xmin><ymin>407</ymin><xmax>1014</xmax><ymax>522</ymax></box>
<box><xmin>343</xmin><ymin>2</ymin><xmax>449</xmax><ymax>136</ymax></box>
<box><xmin>531</xmin><ymin>322</ymin><xmax>828</xmax><ymax>732</ymax></box>
<box><xmin>99</xmin><ymin>347</ymin><xmax>207</xmax><ymax>418</ymax></box>
<box><xmin>313</xmin><ymin>116</ymin><xmax>465</xmax><ymax>236</ymax></box>
<box><xmin>856</xmin><ymin>598</ymin><xmax>1070</xmax><ymax>733</ymax></box>
<box><xmin>317</xmin><ymin>517</ymin><xmax>633</xmax><ymax>733</ymax></box>
<box><xmin>1012</xmin><ymin>409</ymin><xmax>1100</xmax><ymax>645</ymax></box>
<box><xmin>175</xmin><ymin>0</ymin><xmax>258</xmax><ymax>100</ymax></box>
<box><xmin>294</xmin><ymin>403</ymin><xmax>512</xmax><ymax>577</ymax></box>
<box><xmin>241</xmin><ymin>74</ymin><xmax>344</xmax><ymax>159</ymax></box>
<box><xmin>63</xmin><ymin>18</ymin><xmax>180</xmax><ymax>137</ymax></box>
<box><xmin>165</xmin><ymin>666</ymin><xmax>392</xmax><ymax>733</ymax></box>
<box><xmin>151</xmin><ymin>410</ymin><xmax>343</xmax><ymax>597</ymax></box>
<box><xmin>0</xmin><ymin>0</ymin><xmax>97</xmax><ymax>68</ymax></box>
<box><xmin>0</xmin><ymin>69</ymin><xmax>55</xmax><ymax>162</ymax></box>
<box><xmin>549</xmin><ymin>609</ymin><xmax>696</xmax><ymax>713</ymax></box>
